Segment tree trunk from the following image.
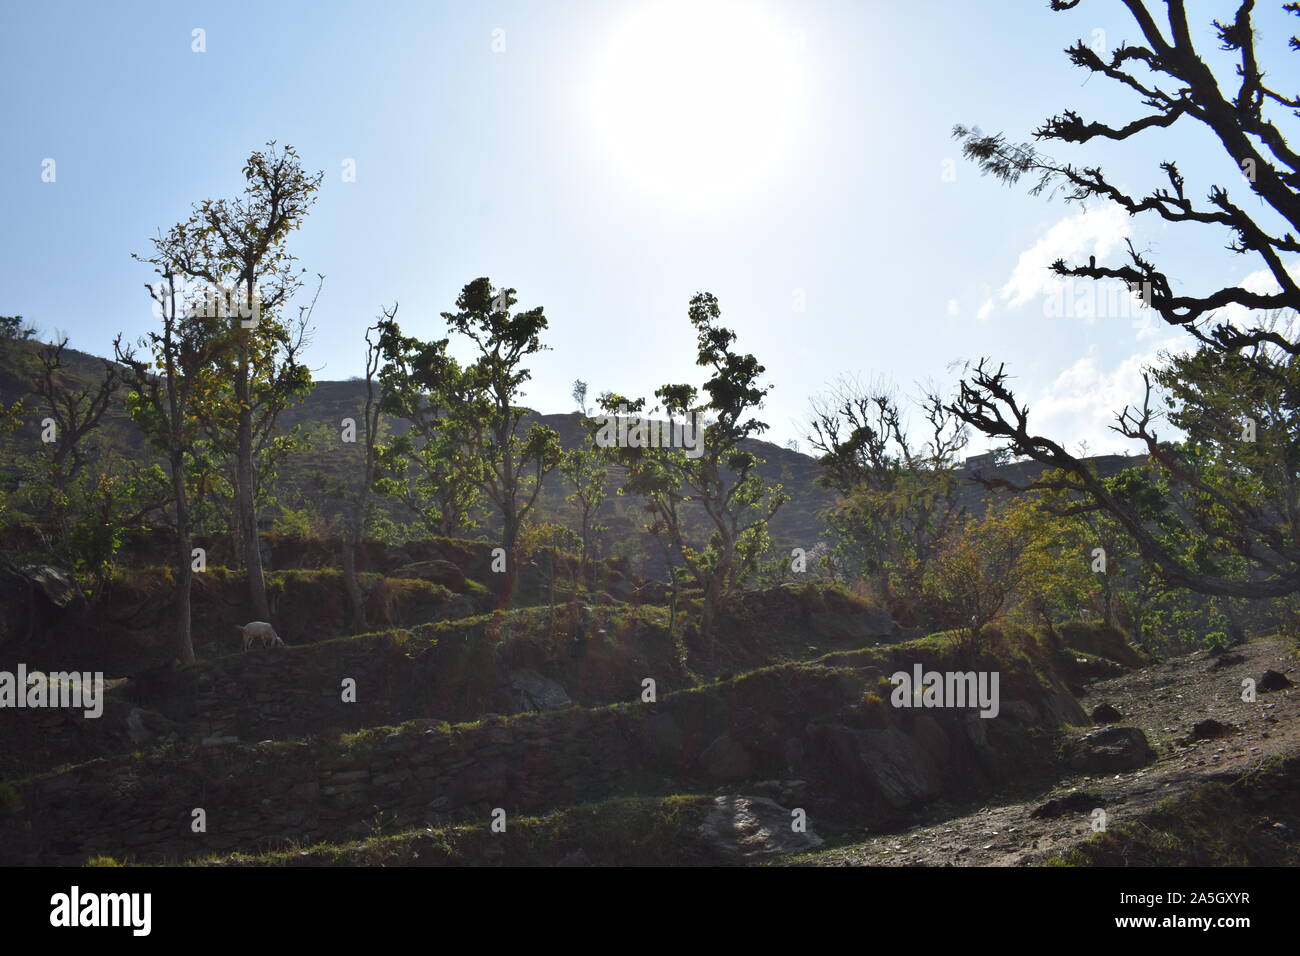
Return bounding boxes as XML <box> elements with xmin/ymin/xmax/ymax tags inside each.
<box><xmin>171</xmin><ymin>450</ymin><xmax>196</xmax><ymax>665</ymax></box>
<box><xmin>342</xmin><ymin>539</ymin><xmax>365</xmax><ymax>634</ymax></box>
<box><xmin>237</xmin><ymin>353</ymin><xmax>270</xmax><ymax>621</ymax></box>
<box><xmin>499</xmin><ymin>505</ymin><xmax>520</xmax><ymax>609</ymax></box>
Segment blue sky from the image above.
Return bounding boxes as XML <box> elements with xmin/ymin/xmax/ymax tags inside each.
<box><xmin>2</xmin><ymin>0</ymin><xmax>1296</xmax><ymax>453</ymax></box>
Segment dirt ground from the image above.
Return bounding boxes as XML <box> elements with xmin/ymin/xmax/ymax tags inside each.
<box><xmin>800</xmin><ymin>636</ymin><xmax>1299</xmax><ymax>866</ymax></box>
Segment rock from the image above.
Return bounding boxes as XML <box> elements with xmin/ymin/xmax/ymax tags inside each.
<box><xmin>391</xmin><ymin>559</ymin><xmax>467</xmax><ymax>591</ymax></box>
<box><xmin>556</xmin><ymin>848</ymin><xmax>591</xmax><ymax>867</ymax></box>
<box><xmin>1065</xmin><ymin>726</ymin><xmax>1154</xmax><ymax>773</ymax></box>
<box><xmin>125</xmin><ymin>707</ymin><xmax>176</xmax><ymax>747</ymax></box>
<box><xmin>1188</xmin><ymin>718</ymin><xmax>1235</xmax><ymax>740</ymax></box>
<box><xmin>1031</xmin><ymin>791</ymin><xmax>1106</xmax><ymax>818</ymax></box>
<box><xmin>21</xmin><ymin>565</ymin><xmax>82</xmax><ymax>609</ymax></box>
<box><xmin>699</xmin><ymin>733</ymin><xmax>753</xmax><ymax>781</ymax></box>
<box><xmin>0</xmin><ymin>563</ymin><xmax>82</xmax><ymax>650</ymax></box>
<box><xmin>1206</xmin><ymin>644</ymin><xmax>1227</xmax><ymax>658</ymax></box>
<box><xmin>1090</xmin><ymin>703</ymin><xmax>1124</xmax><ymax>724</ymax></box>
<box><xmin>810</xmin><ymin>724</ymin><xmax>944</xmax><ymax>809</ymax></box>
<box><xmin>1059</xmin><ymin>622</ymin><xmax>1147</xmax><ymax>668</ymax></box>
<box><xmin>697</xmin><ymin>795</ymin><xmax>823</xmax><ymax>863</ymax></box>
<box><xmin>1259</xmin><ymin>670</ymin><xmax>1294</xmax><ymax>692</ymax></box>
<box><xmin>501</xmin><ymin>670</ymin><xmax>571</xmax><ymax>714</ymax></box>
<box><xmin>1210</xmin><ymin>653</ymin><xmax>1246</xmax><ymax>670</ymax></box>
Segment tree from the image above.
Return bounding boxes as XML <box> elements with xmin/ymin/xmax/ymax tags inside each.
<box><xmin>114</xmin><ymin>271</ymin><xmax>223</xmax><ymax>665</ymax></box>
<box><xmin>27</xmin><ymin>337</ymin><xmax>120</xmax><ymax>515</ymax></box>
<box><xmin>141</xmin><ymin>142</ymin><xmax>321</xmax><ymax>621</ymax></box>
<box><xmin>923</xmin><ymin>493</ymin><xmax>1040</xmax><ymax>647</ymax></box>
<box><xmin>598</xmin><ymin>292</ymin><xmax>786</xmax><ymax>649</ymax></box>
<box><xmin>341</xmin><ymin>311</ymin><xmax>392</xmax><ymax>633</ymax></box>
<box><xmin>572</xmin><ymin>379</ymin><xmax>589</xmax><ymax>415</ymax></box>
<box><xmin>807</xmin><ymin>377</ymin><xmax>969</xmax><ymax>624</ymax></box>
<box><xmin>0</xmin><ymin>316</ymin><xmax>37</xmax><ymax>358</ymax></box>
<box><xmin>373</xmin><ymin>317</ymin><xmax>483</xmax><ymax>538</ymax></box>
<box><xmin>442</xmin><ymin>278</ymin><xmax>562</xmax><ymax>601</ymax></box>
<box><xmin>950</xmin><ymin>0</ymin><xmax>1300</xmax><ymax>599</ymax></box>
<box><xmin>559</xmin><ymin>436</ymin><xmax>608</xmax><ymax>574</ymax></box>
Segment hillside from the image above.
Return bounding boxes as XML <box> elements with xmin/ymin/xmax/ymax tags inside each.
<box><xmin>0</xmin><ymin>336</ymin><xmax>1143</xmax><ymax>580</ymax></box>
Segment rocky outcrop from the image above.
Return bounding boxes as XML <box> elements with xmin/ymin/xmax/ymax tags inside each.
<box><xmin>0</xmin><ymin>563</ymin><xmax>82</xmax><ymax>652</ymax></box>
<box><xmin>697</xmin><ymin>795</ymin><xmax>823</xmax><ymax>862</ymax></box>
<box><xmin>1065</xmin><ymin>726</ymin><xmax>1155</xmax><ymax>773</ymax></box>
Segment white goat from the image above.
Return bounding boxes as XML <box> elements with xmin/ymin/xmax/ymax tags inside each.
<box><xmin>236</xmin><ymin>621</ymin><xmax>285</xmax><ymax>651</ymax></box>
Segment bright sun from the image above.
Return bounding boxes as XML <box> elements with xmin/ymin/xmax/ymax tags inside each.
<box><xmin>590</xmin><ymin>0</ymin><xmax>807</xmax><ymax>210</ymax></box>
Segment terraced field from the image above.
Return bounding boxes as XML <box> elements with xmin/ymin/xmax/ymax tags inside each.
<box><xmin>3</xmin><ymin>549</ymin><xmax>1291</xmax><ymax>867</ymax></box>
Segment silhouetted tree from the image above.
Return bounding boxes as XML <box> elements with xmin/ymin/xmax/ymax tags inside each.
<box><xmin>950</xmin><ymin>0</ymin><xmax>1300</xmax><ymax>599</ymax></box>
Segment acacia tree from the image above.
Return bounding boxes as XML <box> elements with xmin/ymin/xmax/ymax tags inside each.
<box><xmin>950</xmin><ymin>0</ymin><xmax>1300</xmax><ymax>599</ymax></box>
<box><xmin>114</xmin><ymin>272</ymin><xmax>223</xmax><ymax>665</ymax></box>
<box><xmin>141</xmin><ymin>142</ymin><xmax>321</xmax><ymax>621</ymax></box>
<box><xmin>599</xmin><ymin>292</ymin><xmax>787</xmax><ymax>649</ymax></box>
<box><xmin>442</xmin><ymin>278</ymin><xmax>562</xmax><ymax>601</ymax></box>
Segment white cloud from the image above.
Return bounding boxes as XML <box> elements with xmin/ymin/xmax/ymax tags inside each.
<box><xmin>947</xmin><ymin>298</ymin><xmax>959</xmax><ymax>316</ymax></box>
<box><xmin>976</xmin><ymin>297</ymin><xmax>993</xmax><ymax>321</ymax></box>
<box><xmin>999</xmin><ymin>204</ymin><xmax>1131</xmax><ymax>310</ymax></box>
<box><xmin>1031</xmin><ymin>339</ymin><xmax>1183</xmax><ymax>453</ymax></box>
<box><xmin>1218</xmin><ymin>259</ymin><xmax>1300</xmax><ymax>334</ymax></box>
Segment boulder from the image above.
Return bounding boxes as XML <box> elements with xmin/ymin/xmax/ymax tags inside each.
<box><xmin>1090</xmin><ymin>702</ymin><xmax>1124</xmax><ymax>724</ymax></box>
<box><xmin>1031</xmin><ymin>790</ymin><xmax>1106</xmax><ymax>818</ymax></box>
<box><xmin>125</xmin><ymin>707</ymin><xmax>179</xmax><ymax>747</ymax></box>
<box><xmin>1187</xmin><ymin>718</ymin><xmax>1235</xmax><ymax>741</ymax></box>
<box><xmin>811</xmin><ymin>723</ymin><xmax>945</xmax><ymax>809</ymax></box>
<box><xmin>391</xmin><ymin>559</ymin><xmax>467</xmax><ymax>592</ymax></box>
<box><xmin>1066</xmin><ymin>726</ymin><xmax>1154</xmax><ymax>774</ymax></box>
<box><xmin>1210</xmin><ymin>653</ymin><xmax>1246</xmax><ymax>670</ymax></box>
<box><xmin>1259</xmin><ymin>670</ymin><xmax>1294</xmax><ymax>692</ymax></box>
<box><xmin>697</xmin><ymin>795</ymin><xmax>823</xmax><ymax>863</ymax></box>
<box><xmin>1059</xmin><ymin>622</ymin><xmax>1146</xmax><ymax>668</ymax></box>
<box><xmin>501</xmin><ymin>670</ymin><xmax>571</xmax><ymax>714</ymax></box>
<box><xmin>0</xmin><ymin>563</ymin><xmax>82</xmax><ymax>650</ymax></box>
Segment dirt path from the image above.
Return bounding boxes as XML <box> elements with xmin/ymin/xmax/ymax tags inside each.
<box><xmin>801</xmin><ymin>636</ymin><xmax>1300</xmax><ymax>866</ymax></box>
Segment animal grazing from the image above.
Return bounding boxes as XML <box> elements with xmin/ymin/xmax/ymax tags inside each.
<box><xmin>236</xmin><ymin>621</ymin><xmax>285</xmax><ymax>651</ymax></box>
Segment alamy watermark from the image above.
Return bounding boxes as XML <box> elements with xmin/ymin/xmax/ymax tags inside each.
<box><xmin>152</xmin><ymin>278</ymin><xmax>262</xmax><ymax>328</ymax></box>
<box><xmin>890</xmin><ymin>664</ymin><xmax>1000</xmax><ymax>718</ymax></box>
<box><xmin>592</xmin><ymin>405</ymin><xmax>706</xmax><ymax>459</ymax></box>
<box><xmin>0</xmin><ymin>664</ymin><xmax>103</xmax><ymax>718</ymax></box>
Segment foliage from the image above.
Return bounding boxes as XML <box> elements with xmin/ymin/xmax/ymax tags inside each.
<box><xmin>598</xmin><ymin>292</ymin><xmax>786</xmax><ymax>645</ymax></box>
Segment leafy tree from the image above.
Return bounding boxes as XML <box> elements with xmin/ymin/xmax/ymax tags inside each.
<box><xmin>140</xmin><ymin>142</ymin><xmax>321</xmax><ymax>621</ymax></box>
<box><xmin>808</xmin><ymin>378</ymin><xmax>969</xmax><ymax>625</ymax></box>
<box><xmin>950</xmin><ymin>0</ymin><xmax>1300</xmax><ymax>600</ymax></box>
<box><xmin>26</xmin><ymin>337</ymin><xmax>120</xmax><ymax>526</ymax></box>
<box><xmin>0</xmin><ymin>316</ymin><xmax>36</xmax><ymax>358</ymax></box>
<box><xmin>559</xmin><ymin>435</ymin><xmax>609</xmax><ymax>574</ymax></box>
<box><xmin>923</xmin><ymin>494</ymin><xmax>1041</xmax><ymax>647</ymax></box>
<box><xmin>572</xmin><ymin>379</ymin><xmax>589</xmax><ymax>415</ymax></box>
<box><xmin>373</xmin><ymin>317</ymin><xmax>484</xmax><ymax>538</ymax></box>
<box><xmin>114</xmin><ymin>271</ymin><xmax>224</xmax><ymax>665</ymax></box>
<box><xmin>598</xmin><ymin>292</ymin><xmax>786</xmax><ymax>649</ymax></box>
<box><xmin>442</xmin><ymin>278</ymin><xmax>562</xmax><ymax>600</ymax></box>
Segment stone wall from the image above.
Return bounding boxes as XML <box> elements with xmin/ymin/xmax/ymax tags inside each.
<box><xmin>0</xmin><ymin>634</ymin><xmax>1086</xmax><ymax>865</ymax></box>
<box><xmin>0</xmin><ymin>606</ymin><xmax>688</xmax><ymax>782</ymax></box>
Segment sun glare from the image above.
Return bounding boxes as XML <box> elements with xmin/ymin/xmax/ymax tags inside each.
<box><xmin>590</xmin><ymin>0</ymin><xmax>807</xmax><ymax>210</ymax></box>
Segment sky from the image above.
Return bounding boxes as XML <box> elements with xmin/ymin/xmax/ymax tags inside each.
<box><xmin>2</xmin><ymin>0</ymin><xmax>1297</xmax><ymax>455</ymax></box>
